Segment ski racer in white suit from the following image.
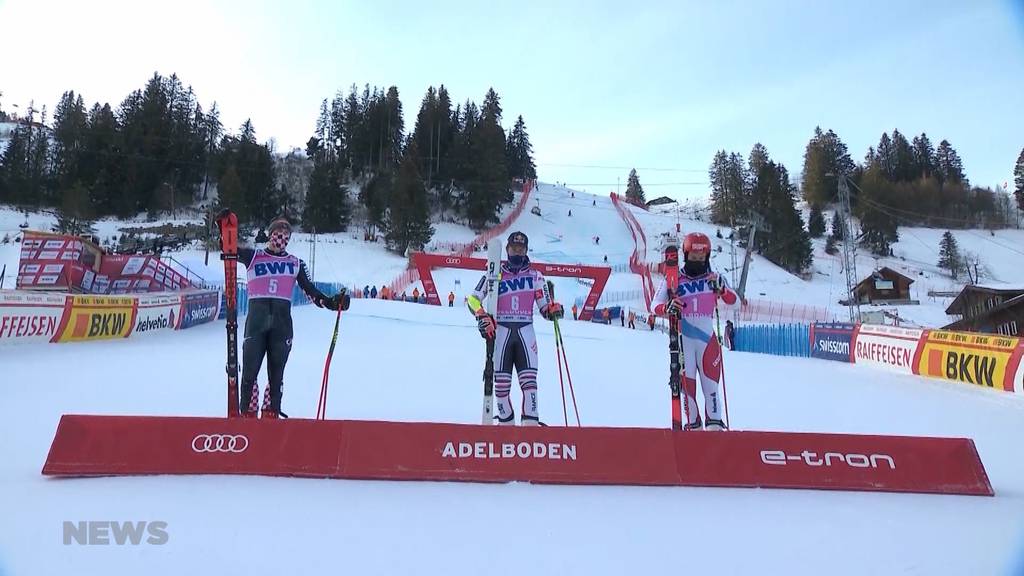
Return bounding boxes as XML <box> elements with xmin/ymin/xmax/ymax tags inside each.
<box><xmin>468</xmin><ymin>231</ymin><xmax>564</xmax><ymax>426</ymax></box>
<box><xmin>652</xmin><ymin>232</ymin><xmax>740</xmax><ymax>430</ymax></box>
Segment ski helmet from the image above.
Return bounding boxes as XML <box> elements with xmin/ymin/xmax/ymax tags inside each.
<box><xmin>663</xmin><ymin>244</ymin><xmax>679</xmax><ymax>266</ymax></box>
<box><xmin>506</xmin><ymin>231</ymin><xmax>529</xmax><ymax>249</ymax></box>
<box><xmin>683</xmin><ymin>232</ymin><xmax>711</xmax><ymax>260</ymax></box>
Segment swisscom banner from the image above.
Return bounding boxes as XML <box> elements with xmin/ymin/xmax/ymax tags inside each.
<box><xmin>178</xmin><ymin>291</ymin><xmax>221</xmax><ymax>330</ymax></box>
<box><xmin>810</xmin><ymin>323</ymin><xmax>857</xmax><ymax>363</ymax></box>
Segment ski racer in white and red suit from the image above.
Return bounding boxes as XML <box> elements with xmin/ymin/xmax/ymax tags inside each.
<box><xmin>468</xmin><ymin>231</ymin><xmax>564</xmax><ymax>426</ymax></box>
<box><xmin>653</xmin><ymin>233</ymin><xmax>739</xmax><ymax>430</ymax></box>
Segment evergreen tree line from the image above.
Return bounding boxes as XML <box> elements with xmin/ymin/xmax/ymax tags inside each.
<box><xmin>302</xmin><ymin>83</ymin><xmax>536</xmax><ymax>254</ymax></box>
<box><xmin>0</xmin><ymin>73</ymin><xmax>282</xmax><ymax>233</ymax></box>
<box><xmin>708</xmin><ymin>144</ymin><xmax>813</xmax><ymax>274</ymax></box>
<box><xmin>711</xmin><ymin>128</ymin><xmax>1024</xmax><ymax>268</ymax></box>
<box><xmin>0</xmin><ymin>78</ymin><xmax>538</xmax><ymax>253</ymax></box>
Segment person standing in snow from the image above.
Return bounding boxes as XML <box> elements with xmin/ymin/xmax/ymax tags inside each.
<box><xmin>468</xmin><ymin>231</ymin><xmax>564</xmax><ymax>426</ymax></box>
<box><xmin>652</xmin><ymin>234</ymin><xmax>739</xmax><ymax>430</ymax></box>
<box><xmin>233</xmin><ymin>216</ymin><xmax>350</xmax><ymax>418</ymax></box>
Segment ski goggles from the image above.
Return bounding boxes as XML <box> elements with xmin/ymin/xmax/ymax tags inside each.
<box><xmin>506</xmin><ymin>243</ymin><xmax>528</xmax><ymax>256</ymax></box>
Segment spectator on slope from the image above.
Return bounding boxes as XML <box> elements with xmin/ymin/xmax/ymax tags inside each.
<box><xmin>571</xmin><ymin>303</ymin><xmax>578</xmax><ymax>321</ymax></box>
<box><xmin>448</xmin><ymin>291</ymin><xmax>456</xmax><ymax>307</ymax></box>
<box><xmin>370</xmin><ymin>285</ymin><xmax>378</xmax><ymax>299</ymax></box>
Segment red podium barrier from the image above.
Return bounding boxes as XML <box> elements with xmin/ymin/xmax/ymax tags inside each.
<box><xmin>42</xmin><ymin>416</ymin><xmax>993</xmax><ymax>496</ymax></box>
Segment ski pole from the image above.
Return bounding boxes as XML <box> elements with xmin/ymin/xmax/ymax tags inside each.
<box><xmin>316</xmin><ymin>304</ymin><xmax>343</xmax><ymax>420</ymax></box>
<box><xmin>553</xmin><ymin>319</ymin><xmax>569</xmax><ymax>427</ymax></box>
<box><xmin>716</xmin><ymin>303</ymin><xmax>731</xmax><ymax>429</ymax></box>
<box><xmin>553</xmin><ymin>319</ymin><xmax>580</xmax><ymax>426</ymax></box>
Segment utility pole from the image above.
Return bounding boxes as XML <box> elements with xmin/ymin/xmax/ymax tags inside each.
<box><xmin>736</xmin><ymin>211</ymin><xmax>768</xmax><ymax>301</ymax></box>
<box><xmin>838</xmin><ymin>176</ymin><xmax>860</xmax><ymax>323</ymax></box>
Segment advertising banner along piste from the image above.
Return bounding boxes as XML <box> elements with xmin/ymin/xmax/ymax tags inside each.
<box><xmin>43</xmin><ymin>416</ymin><xmax>993</xmax><ymax>496</ymax></box>
<box><xmin>915</xmin><ymin>330</ymin><xmax>1023</xmax><ymax>392</ymax></box>
<box><xmin>0</xmin><ymin>289</ymin><xmax>221</xmax><ymax>345</ymax></box>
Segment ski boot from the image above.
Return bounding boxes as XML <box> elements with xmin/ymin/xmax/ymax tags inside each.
<box><xmin>521</xmin><ymin>415</ymin><xmax>545</xmax><ymax>427</ymax></box>
<box><xmin>496</xmin><ymin>412</ymin><xmax>516</xmax><ymax>426</ymax></box>
<box><xmin>683</xmin><ymin>415</ymin><xmax>703</xmax><ymax>431</ymax></box>
<box><xmin>704</xmin><ymin>418</ymin><xmax>727</xmax><ymax>431</ymax></box>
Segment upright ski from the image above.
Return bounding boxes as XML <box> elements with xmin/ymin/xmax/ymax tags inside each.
<box><xmin>216</xmin><ymin>210</ymin><xmax>240</xmax><ymax>418</ymax></box>
<box><xmin>481</xmin><ymin>239</ymin><xmax>502</xmax><ymax>425</ymax></box>
<box><xmin>664</xmin><ymin>243</ymin><xmax>684</xmax><ymax>430</ymax></box>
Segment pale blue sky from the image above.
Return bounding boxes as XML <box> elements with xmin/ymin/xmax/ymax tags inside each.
<box><xmin>2</xmin><ymin>0</ymin><xmax>1022</xmax><ymax>199</ymax></box>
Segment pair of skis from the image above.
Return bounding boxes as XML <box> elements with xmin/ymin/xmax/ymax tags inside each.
<box><xmin>664</xmin><ymin>249</ymin><xmax>686</xmax><ymax>430</ymax></box>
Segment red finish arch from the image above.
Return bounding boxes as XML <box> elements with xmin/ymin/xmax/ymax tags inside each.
<box><xmin>411</xmin><ymin>252</ymin><xmax>611</xmax><ymax>321</ymax></box>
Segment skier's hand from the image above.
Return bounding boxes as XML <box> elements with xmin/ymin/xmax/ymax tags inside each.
<box><xmin>667</xmin><ymin>296</ymin><xmax>687</xmax><ymax>317</ymax></box>
<box><xmin>707</xmin><ymin>273</ymin><xmax>722</xmax><ymax>294</ymax></box>
<box><xmin>336</xmin><ymin>291</ymin><xmax>351</xmax><ymax>311</ymax></box>
<box><xmin>475</xmin><ymin>309</ymin><xmax>496</xmax><ymax>339</ymax></box>
<box><xmin>543</xmin><ymin>302</ymin><xmax>564</xmax><ymax>321</ymax></box>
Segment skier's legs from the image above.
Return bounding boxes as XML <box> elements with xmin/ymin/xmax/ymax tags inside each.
<box><xmin>240</xmin><ymin>308</ymin><xmax>271</xmax><ymax>413</ymax></box>
<box><xmin>698</xmin><ymin>335</ymin><xmax>724</xmax><ymax>422</ymax></box>
<box><xmin>514</xmin><ymin>324</ymin><xmax>540</xmax><ymax>422</ymax></box>
<box><xmin>680</xmin><ymin>336</ymin><xmax>701</xmax><ymax>425</ymax></box>
<box><xmin>264</xmin><ymin>311</ymin><xmax>294</xmax><ymax>412</ymax></box>
<box><xmin>493</xmin><ymin>324</ymin><xmax>516</xmax><ymax>423</ymax></box>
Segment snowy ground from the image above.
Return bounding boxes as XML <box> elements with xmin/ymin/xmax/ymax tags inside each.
<box><xmin>2</xmin><ymin>299</ymin><xmax>1024</xmax><ymax>575</ymax></box>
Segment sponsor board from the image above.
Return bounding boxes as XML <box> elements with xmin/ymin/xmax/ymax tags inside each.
<box><xmin>132</xmin><ymin>293</ymin><xmax>182</xmax><ymax>336</ymax></box>
<box><xmin>0</xmin><ymin>292</ymin><xmax>68</xmax><ymax>343</ymax></box>
<box><xmin>179</xmin><ymin>291</ymin><xmax>220</xmax><ymax>330</ymax></box>
<box><xmin>853</xmin><ymin>324</ymin><xmax>924</xmax><ymax>375</ymax></box>
<box><xmin>43</xmin><ymin>416</ymin><xmax>992</xmax><ymax>496</ymax></box>
<box><xmin>55</xmin><ymin>295</ymin><xmax>136</xmax><ymax>343</ymax></box>
<box><xmin>810</xmin><ymin>323</ymin><xmax>857</xmax><ymax>363</ymax></box>
<box><xmin>916</xmin><ymin>330</ymin><xmax>1021</xmax><ymax>391</ymax></box>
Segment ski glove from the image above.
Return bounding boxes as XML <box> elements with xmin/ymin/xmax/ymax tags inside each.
<box><xmin>475</xmin><ymin>309</ymin><xmax>496</xmax><ymax>339</ymax></box>
<box><xmin>542</xmin><ymin>302</ymin><xmax>564</xmax><ymax>321</ymax></box>
<box><xmin>667</xmin><ymin>296</ymin><xmax>687</xmax><ymax>316</ymax></box>
<box><xmin>707</xmin><ymin>273</ymin><xmax>722</xmax><ymax>294</ymax></box>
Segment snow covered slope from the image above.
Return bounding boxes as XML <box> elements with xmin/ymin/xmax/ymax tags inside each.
<box><xmin>2</xmin><ymin>299</ymin><xmax>1024</xmax><ymax>575</ymax></box>
<box><xmin>3</xmin><ymin>182</ymin><xmax>1023</xmax><ymax>328</ymax></box>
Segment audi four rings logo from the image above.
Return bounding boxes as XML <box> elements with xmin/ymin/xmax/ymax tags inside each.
<box><xmin>191</xmin><ymin>434</ymin><xmax>249</xmax><ymax>453</ymax></box>
<box><xmin>445</xmin><ymin>257</ymin><xmax>461</xmax><ymax>264</ymax></box>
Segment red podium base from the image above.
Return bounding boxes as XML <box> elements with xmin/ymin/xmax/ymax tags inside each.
<box><xmin>42</xmin><ymin>415</ymin><xmax>993</xmax><ymax>496</ymax></box>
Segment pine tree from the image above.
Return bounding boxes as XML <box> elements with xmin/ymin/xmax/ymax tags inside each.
<box><xmin>51</xmin><ymin>91</ymin><xmax>88</xmax><ymax>191</ymax></box>
<box><xmin>938</xmin><ymin>231</ymin><xmax>961</xmax><ymax>278</ymax></box>
<box><xmin>935</xmin><ymin>139</ymin><xmax>966</xmax><ymax>185</ymax></box>
<box><xmin>217</xmin><ymin>163</ymin><xmax>244</xmax><ymax>214</ymax></box>
<box><xmin>830</xmin><ymin>210</ymin><xmax>845</xmax><ymax>241</ymax></box>
<box><xmin>802</xmin><ymin>127</ymin><xmax>854</xmax><ymax>206</ymax></box>
<box><xmin>301</xmin><ymin>138</ymin><xmax>351</xmax><ymax>233</ymax></box>
<box><xmin>56</xmin><ymin>181</ymin><xmax>94</xmax><ymax>235</ymax></box>
<box><xmin>1013</xmin><ymin>147</ymin><xmax>1024</xmax><ymax>212</ymax></box>
<box><xmin>753</xmin><ymin>161</ymin><xmax>813</xmax><ymax>273</ymax></box>
<box><xmin>464</xmin><ymin>89</ymin><xmax>509</xmax><ymax>229</ymax></box>
<box><xmin>911</xmin><ymin>133</ymin><xmax>936</xmax><ymax>179</ymax></box>
<box><xmin>385</xmin><ymin>143</ymin><xmax>434</xmax><ymax>254</ymax></box>
<box><xmin>504</xmin><ymin>115</ymin><xmax>536</xmax><ymax>182</ymax></box>
<box><xmin>891</xmin><ymin>129</ymin><xmax>916</xmax><ymax>182</ymax></box>
<box><xmin>808</xmin><ymin>205</ymin><xmax>825</xmax><ymax>237</ymax></box>
<box><xmin>824</xmin><ymin>234</ymin><xmax>838</xmax><ymax>255</ymax></box>
<box><xmin>857</xmin><ymin>166</ymin><xmax>900</xmax><ymax>255</ymax></box>
<box><xmin>624</xmin><ymin>168</ymin><xmax>645</xmax><ymax>205</ymax></box>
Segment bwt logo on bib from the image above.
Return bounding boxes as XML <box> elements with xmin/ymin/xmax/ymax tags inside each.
<box><xmin>499</xmin><ymin>276</ymin><xmax>534</xmax><ymax>294</ymax></box>
<box><xmin>678</xmin><ymin>280</ymin><xmax>707</xmax><ymax>295</ymax></box>
<box><xmin>253</xmin><ymin>261</ymin><xmax>297</xmax><ymax>276</ymax></box>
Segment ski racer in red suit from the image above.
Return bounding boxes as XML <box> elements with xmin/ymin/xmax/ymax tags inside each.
<box><xmin>652</xmin><ymin>233</ymin><xmax>739</xmax><ymax>430</ymax></box>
